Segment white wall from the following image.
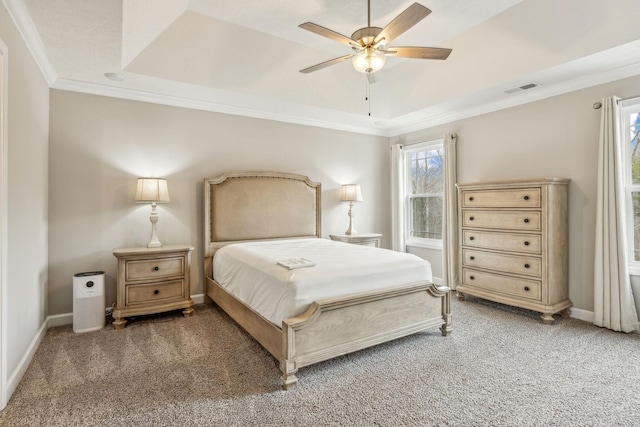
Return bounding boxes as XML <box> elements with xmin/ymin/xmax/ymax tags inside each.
<box><xmin>392</xmin><ymin>74</ymin><xmax>640</xmax><ymax>314</ymax></box>
<box><xmin>48</xmin><ymin>90</ymin><xmax>390</xmax><ymax>316</ymax></box>
<box><xmin>0</xmin><ymin>1</ymin><xmax>49</xmax><ymax>407</ymax></box>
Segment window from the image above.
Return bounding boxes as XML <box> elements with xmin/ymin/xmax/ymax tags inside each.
<box><xmin>404</xmin><ymin>139</ymin><xmax>444</xmax><ymax>249</ymax></box>
<box><xmin>623</xmin><ymin>100</ymin><xmax>640</xmax><ymax>269</ymax></box>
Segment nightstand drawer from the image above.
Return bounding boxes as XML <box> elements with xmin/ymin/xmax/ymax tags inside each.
<box><xmin>463</xmin><ymin>210</ymin><xmax>541</xmax><ymax>231</ymax></box>
<box><xmin>463</xmin><ymin>230</ymin><xmax>541</xmax><ymax>254</ymax></box>
<box><xmin>462</xmin><ymin>249</ymin><xmax>541</xmax><ymax>277</ymax></box>
<box><xmin>461</xmin><ymin>188</ymin><xmax>540</xmax><ymax>208</ymax></box>
<box><xmin>125</xmin><ymin>257</ymin><xmax>184</xmax><ymax>281</ymax></box>
<box><xmin>462</xmin><ymin>268</ymin><xmax>541</xmax><ymax>301</ymax></box>
<box><xmin>126</xmin><ymin>280</ymin><xmax>185</xmax><ymax>305</ymax></box>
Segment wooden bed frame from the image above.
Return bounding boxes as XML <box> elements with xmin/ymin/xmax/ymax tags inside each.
<box><xmin>203</xmin><ymin>171</ymin><xmax>452</xmax><ymax>389</ymax></box>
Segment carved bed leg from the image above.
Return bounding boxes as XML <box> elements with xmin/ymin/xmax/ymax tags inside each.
<box><xmin>279</xmin><ymin>360</ymin><xmax>298</xmax><ymax>390</ymax></box>
<box><xmin>440</xmin><ymin>290</ymin><xmax>453</xmax><ymax>336</ymax></box>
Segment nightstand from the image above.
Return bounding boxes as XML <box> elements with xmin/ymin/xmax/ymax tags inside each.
<box><xmin>112</xmin><ymin>244</ymin><xmax>194</xmax><ymax>329</ymax></box>
<box><xmin>329</xmin><ymin>233</ymin><xmax>382</xmax><ymax>247</ymax></box>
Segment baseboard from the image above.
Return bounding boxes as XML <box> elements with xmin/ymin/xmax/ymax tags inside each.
<box><xmin>569</xmin><ymin>307</ymin><xmax>595</xmax><ymax>323</ymax></box>
<box><xmin>6</xmin><ymin>319</ymin><xmax>47</xmax><ymax>402</ymax></box>
<box><xmin>47</xmin><ymin>294</ymin><xmax>207</xmax><ymax>327</ymax></box>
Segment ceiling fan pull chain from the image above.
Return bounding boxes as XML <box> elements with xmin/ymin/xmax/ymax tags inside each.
<box><xmin>367</xmin><ymin>76</ymin><xmax>371</xmax><ymax>116</ymax></box>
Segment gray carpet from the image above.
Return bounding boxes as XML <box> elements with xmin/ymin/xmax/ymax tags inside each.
<box><xmin>1</xmin><ymin>296</ymin><xmax>639</xmax><ymax>426</ymax></box>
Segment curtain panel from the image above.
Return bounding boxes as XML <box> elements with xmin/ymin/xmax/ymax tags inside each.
<box><xmin>442</xmin><ymin>133</ymin><xmax>458</xmax><ymax>290</ymax></box>
<box><xmin>390</xmin><ymin>144</ymin><xmax>405</xmax><ymax>252</ymax></box>
<box><xmin>594</xmin><ymin>96</ymin><xmax>639</xmax><ymax>332</ymax></box>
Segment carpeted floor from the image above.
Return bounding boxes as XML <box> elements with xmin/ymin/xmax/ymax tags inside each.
<box><xmin>1</xmin><ymin>296</ymin><xmax>639</xmax><ymax>426</ymax></box>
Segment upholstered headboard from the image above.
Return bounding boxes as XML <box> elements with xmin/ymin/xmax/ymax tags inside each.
<box><xmin>203</xmin><ymin>171</ymin><xmax>322</xmax><ymax>258</ymax></box>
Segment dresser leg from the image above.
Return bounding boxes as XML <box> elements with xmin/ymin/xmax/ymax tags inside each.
<box><xmin>112</xmin><ymin>317</ymin><xmax>127</xmax><ymax>330</ymax></box>
<box><xmin>560</xmin><ymin>308</ymin><xmax>572</xmax><ymax>317</ymax></box>
<box><xmin>456</xmin><ymin>291</ymin><xmax>465</xmax><ymax>301</ymax></box>
<box><xmin>182</xmin><ymin>307</ymin><xmax>194</xmax><ymax>318</ymax></box>
<box><xmin>540</xmin><ymin>312</ymin><xmax>555</xmax><ymax>325</ymax></box>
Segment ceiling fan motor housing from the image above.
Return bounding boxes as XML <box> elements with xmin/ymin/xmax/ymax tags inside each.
<box><xmin>351</xmin><ymin>27</ymin><xmax>384</xmax><ymax>48</ymax></box>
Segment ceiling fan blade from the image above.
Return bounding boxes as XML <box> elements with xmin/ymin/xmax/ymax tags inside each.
<box><xmin>299</xmin><ymin>22</ymin><xmax>362</xmax><ymax>49</ymax></box>
<box><xmin>300</xmin><ymin>54</ymin><xmax>354</xmax><ymax>74</ymax></box>
<box><xmin>374</xmin><ymin>3</ymin><xmax>431</xmax><ymax>46</ymax></box>
<box><xmin>385</xmin><ymin>46</ymin><xmax>452</xmax><ymax>60</ymax></box>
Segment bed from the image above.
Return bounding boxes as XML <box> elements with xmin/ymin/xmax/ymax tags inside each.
<box><xmin>203</xmin><ymin>171</ymin><xmax>452</xmax><ymax>389</ymax></box>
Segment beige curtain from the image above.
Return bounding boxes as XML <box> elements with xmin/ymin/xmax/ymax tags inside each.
<box><xmin>594</xmin><ymin>96</ymin><xmax>639</xmax><ymax>332</ymax></box>
<box><xmin>442</xmin><ymin>134</ymin><xmax>458</xmax><ymax>290</ymax></box>
<box><xmin>390</xmin><ymin>144</ymin><xmax>405</xmax><ymax>252</ymax></box>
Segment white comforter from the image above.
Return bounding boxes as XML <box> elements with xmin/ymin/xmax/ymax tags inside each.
<box><xmin>212</xmin><ymin>238</ymin><xmax>432</xmax><ymax>326</ymax></box>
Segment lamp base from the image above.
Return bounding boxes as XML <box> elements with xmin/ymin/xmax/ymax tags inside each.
<box><xmin>147</xmin><ymin>203</ymin><xmax>163</xmax><ymax>248</ymax></box>
<box><xmin>345</xmin><ymin>202</ymin><xmax>358</xmax><ymax>235</ymax></box>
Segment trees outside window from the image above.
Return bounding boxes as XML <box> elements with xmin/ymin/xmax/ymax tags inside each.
<box><xmin>405</xmin><ymin>140</ymin><xmax>444</xmax><ymax>248</ymax></box>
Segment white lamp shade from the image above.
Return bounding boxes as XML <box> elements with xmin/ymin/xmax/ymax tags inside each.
<box><xmin>135</xmin><ymin>178</ymin><xmax>171</xmax><ymax>203</ymax></box>
<box><xmin>340</xmin><ymin>184</ymin><xmax>363</xmax><ymax>202</ymax></box>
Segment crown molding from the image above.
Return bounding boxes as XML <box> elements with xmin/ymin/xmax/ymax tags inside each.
<box><xmin>385</xmin><ymin>60</ymin><xmax>640</xmax><ymax>137</ymax></box>
<box><xmin>3</xmin><ymin>0</ymin><xmax>57</xmax><ymax>85</ymax></box>
<box><xmin>52</xmin><ymin>78</ymin><xmax>390</xmax><ymax>137</ymax></box>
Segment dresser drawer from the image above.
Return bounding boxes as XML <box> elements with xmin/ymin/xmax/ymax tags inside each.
<box><xmin>125</xmin><ymin>256</ymin><xmax>185</xmax><ymax>281</ymax></box>
<box><xmin>463</xmin><ymin>210</ymin><xmax>541</xmax><ymax>231</ymax></box>
<box><xmin>462</xmin><ymin>268</ymin><xmax>541</xmax><ymax>301</ymax></box>
<box><xmin>126</xmin><ymin>280</ymin><xmax>185</xmax><ymax>305</ymax></box>
<box><xmin>461</xmin><ymin>188</ymin><xmax>540</xmax><ymax>208</ymax></box>
<box><xmin>463</xmin><ymin>230</ymin><xmax>541</xmax><ymax>254</ymax></box>
<box><xmin>462</xmin><ymin>249</ymin><xmax>541</xmax><ymax>277</ymax></box>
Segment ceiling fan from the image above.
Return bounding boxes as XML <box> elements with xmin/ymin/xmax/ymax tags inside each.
<box><xmin>299</xmin><ymin>1</ymin><xmax>452</xmax><ymax>79</ymax></box>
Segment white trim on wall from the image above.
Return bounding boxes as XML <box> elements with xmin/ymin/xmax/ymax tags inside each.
<box><xmin>0</xmin><ymin>35</ymin><xmax>8</xmax><ymax>411</ymax></box>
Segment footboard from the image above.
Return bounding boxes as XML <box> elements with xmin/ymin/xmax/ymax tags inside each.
<box><xmin>279</xmin><ymin>281</ymin><xmax>451</xmax><ymax>389</ymax></box>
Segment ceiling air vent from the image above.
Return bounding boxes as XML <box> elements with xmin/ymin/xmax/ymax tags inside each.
<box><xmin>505</xmin><ymin>82</ymin><xmax>541</xmax><ymax>94</ymax></box>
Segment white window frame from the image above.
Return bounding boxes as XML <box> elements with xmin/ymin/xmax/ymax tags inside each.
<box><xmin>622</xmin><ymin>98</ymin><xmax>640</xmax><ymax>275</ymax></box>
<box><xmin>404</xmin><ymin>139</ymin><xmax>444</xmax><ymax>250</ymax></box>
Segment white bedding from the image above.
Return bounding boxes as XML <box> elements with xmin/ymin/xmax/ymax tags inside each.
<box><xmin>212</xmin><ymin>238</ymin><xmax>432</xmax><ymax>326</ymax></box>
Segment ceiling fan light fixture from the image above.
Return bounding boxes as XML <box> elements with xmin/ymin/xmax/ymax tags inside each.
<box><xmin>352</xmin><ymin>48</ymin><xmax>386</xmax><ymax>74</ymax></box>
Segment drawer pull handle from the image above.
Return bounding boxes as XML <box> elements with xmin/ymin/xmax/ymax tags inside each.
<box><xmin>524</xmin><ymin>241</ymin><xmax>530</xmax><ymax>246</ymax></box>
<box><xmin>469</xmin><ymin>275</ymin><xmax>475</xmax><ymax>280</ymax></box>
<box><xmin>154</xmin><ymin>290</ymin><xmax>160</xmax><ymax>295</ymax></box>
<box><xmin>524</xmin><ymin>218</ymin><xmax>530</xmax><ymax>223</ymax></box>
<box><xmin>469</xmin><ymin>236</ymin><xmax>475</xmax><ymax>241</ymax></box>
<box><xmin>469</xmin><ymin>216</ymin><xmax>475</xmax><ymax>221</ymax></box>
<box><xmin>470</xmin><ymin>256</ymin><xmax>475</xmax><ymax>260</ymax></box>
<box><xmin>153</xmin><ymin>266</ymin><xmax>159</xmax><ymax>271</ymax></box>
<box><xmin>524</xmin><ymin>263</ymin><xmax>530</xmax><ymax>268</ymax></box>
<box><xmin>469</xmin><ymin>197</ymin><xmax>474</xmax><ymax>201</ymax></box>
<box><xmin>524</xmin><ymin>195</ymin><xmax>530</xmax><ymax>200</ymax></box>
<box><xmin>524</xmin><ymin>286</ymin><xmax>530</xmax><ymax>291</ymax></box>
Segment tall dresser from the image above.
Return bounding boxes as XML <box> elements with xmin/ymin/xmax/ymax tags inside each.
<box><xmin>456</xmin><ymin>178</ymin><xmax>571</xmax><ymax>324</ymax></box>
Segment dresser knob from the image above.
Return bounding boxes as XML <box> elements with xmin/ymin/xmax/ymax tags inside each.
<box><xmin>469</xmin><ymin>236</ymin><xmax>475</xmax><ymax>241</ymax></box>
<box><xmin>469</xmin><ymin>275</ymin><xmax>475</xmax><ymax>280</ymax></box>
<box><xmin>524</xmin><ymin>218</ymin><xmax>530</xmax><ymax>223</ymax></box>
<box><xmin>470</xmin><ymin>256</ymin><xmax>475</xmax><ymax>260</ymax></box>
<box><xmin>524</xmin><ymin>241</ymin><xmax>530</xmax><ymax>246</ymax></box>
<box><xmin>153</xmin><ymin>266</ymin><xmax>159</xmax><ymax>271</ymax></box>
<box><xmin>469</xmin><ymin>197</ymin><xmax>474</xmax><ymax>201</ymax></box>
<box><xmin>469</xmin><ymin>216</ymin><xmax>475</xmax><ymax>221</ymax></box>
<box><xmin>524</xmin><ymin>264</ymin><xmax>530</xmax><ymax>268</ymax></box>
<box><xmin>154</xmin><ymin>289</ymin><xmax>160</xmax><ymax>295</ymax></box>
<box><xmin>524</xmin><ymin>286</ymin><xmax>530</xmax><ymax>291</ymax></box>
<box><xmin>524</xmin><ymin>195</ymin><xmax>530</xmax><ymax>200</ymax></box>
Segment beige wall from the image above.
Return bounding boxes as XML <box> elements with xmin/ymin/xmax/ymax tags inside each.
<box><xmin>48</xmin><ymin>90</ymin><xmax>390</xmax><ymax>315</ymax></box>
<box><xmin>393</xmin><ymin>74</ymin><xmax>640</xmax><ymax>314</ymax></box>
<box><xmin>0</xmin><ymin>1</ymin><xmax>50</xmax><ymax>403</ymax></box>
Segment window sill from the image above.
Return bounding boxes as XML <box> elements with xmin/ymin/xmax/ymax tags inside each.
<box><xmin>406</xmin><ymin>240</ymin><xmax>443</xmax><ymax>251</ymax></box>
<box><xmin>629</xmin><ymin>265</ymin><xmax>640</xmax><ymax>277</ymax></box>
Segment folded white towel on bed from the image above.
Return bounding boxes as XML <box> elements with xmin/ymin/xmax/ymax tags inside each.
<box><xmin>276</xmin><ymin>258</ymin><xmax>316</xmax><ymax>269</ymax></box>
